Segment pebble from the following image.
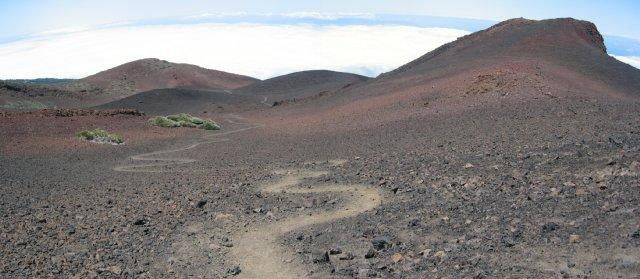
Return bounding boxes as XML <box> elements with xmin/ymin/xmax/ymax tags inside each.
<box><xmin>311</xmin><ymin>250</ymin><xmax>329</xmax><ymax>263</ymax></box>
<box><xmin>338</xmin><ymin>252</ymin><xmax>354</xmax><ymax>260</ymax></box>
<box><xmin>569</xmin><ymin>234</ymin><xmax>581</xmax><ymax>243</ymax></box>
<box><xmin>371</xmin><ymin>236</ymin><xmax>391</xmax><ymax>250</ymax></box>
<box><xmin>364</xmin><ymin>248</ymin><xmax>377</xmax><ymax>259</ymax></box>
<box><xmin>227</xmin><ymin>266</ymin><xmax>241</xmax><ymax>276</ymax></box>
<box><xmin>107</xmin><ymin>266</ymin><xmax>122</xmax><ymax>275</ymax></box>
<box><xmin>196</xmin><ymin>200</ymin><xmax>207</xmax><ymax>208</ymax></box>
<box><xmin>391</xmin><ymin>253</ymin><xmax>405</xmax><ymax>263</ymax></box>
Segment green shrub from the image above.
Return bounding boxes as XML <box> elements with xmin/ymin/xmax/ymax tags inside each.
<box><xmin>76</xmin><ymin>128</ymin><xmax>124</xmax><ymax>144</ymax></box>
<box><xmin>149</xmin><ymin>113</ymin><xmax>220</xmax><ymax>130</ymax></box>
<box><xmin>0</xmin><ymin>101</ymin><xmax>47</xmax><ymax>110</ymax></box>
<box><xmin>200</xmin><ymin>120</ymin><xmax>221</xmax><ymax>130</ymax></box>
<box><xmin>149</xmin><ymin>116</ymin><xmax>180</xmax><ymax>128</ymax></box>
<box><xmin>190</xmin><ymin>117</ymin><xmax>204</xmax><ymax>125</ymax></box>
<box><xmin>178</xmin><ymin>120</ymin><xmax>197</xmax><ymax>128</ymax></box>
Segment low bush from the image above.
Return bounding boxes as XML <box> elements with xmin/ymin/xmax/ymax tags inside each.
<box><xmin>0</xmin><ymin>101</ymin><xmax>47</xmax><ymax>110</ymax></box>
<box><xmin>76</xmin><ymin>128</ymin><xmax>124</xmax><ymax>144</ymax></box>
<box><xmin>149</xmin><ymin>113</ymin><xmax>220</xmax><ymax>130</ymax></box>
<box><xmin>200</xmin><ymin>120</ymin><xmax>221</xmax><ymax>130</ymax></box>
<box><xmin>150</xmin><ymin>116</ymin><xmax>181</xmax><ymax>128</ymax></box>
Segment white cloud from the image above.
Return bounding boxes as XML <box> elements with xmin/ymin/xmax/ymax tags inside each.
<box><xmin>184</xmin><ymin>12</ymin><xmax>250</xmax><ymax>19</ymax></box>
<box><xmin>0</xmin><ymin>23</ymin><xmax>468</xmax><ymax>79</ymax></box>
<box><xmin>283</xmin><ymin>12</ymin><xmax>376</xmax><ymax>20</ymax></box>
<box><xmin>613</xmin><ymin>55</ymin><xmax>640</xmax><ymax>69</ymax></box>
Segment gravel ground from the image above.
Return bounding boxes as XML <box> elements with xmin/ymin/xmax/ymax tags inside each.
<box><xmin>1</xmin><ymin>92</ymin><xmax>638</xmax><ymax>278</ymax></box>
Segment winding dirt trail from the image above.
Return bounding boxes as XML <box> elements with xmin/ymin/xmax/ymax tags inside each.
<box><xmin>112</xmin><ymin>116</ymin><xmax>382</xmax><ymax>278</ymax></box>
<box><xmin>231</xmin><ymin>169</ymin><xmax>383</xmax><ymax>279</ymax></box>
<box><xmin>113</xmin><ymin>115</ymin><xmax>262</xmax><ymax>173</ymax></box>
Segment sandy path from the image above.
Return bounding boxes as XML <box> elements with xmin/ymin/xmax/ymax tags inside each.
<box><xmin>113</xmin><ymin>114</ymin><xmax>262</xmax><ymax>173</ymax></box>
<box><xmin>112</xmin><ymin>116</ymin><xmax>382</xmax><ymax>278</ymax></box>
<box><xmin>260</xmin><ymin>96</ymin><xmax>271</xmax><ymax>106</ymax></box>
<box><xmin>231</xmin><ymin>169</ymin><xmax>382</xmax><ymax>279</ymax></box>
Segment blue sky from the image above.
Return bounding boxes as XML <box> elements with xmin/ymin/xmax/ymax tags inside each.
<box><xmin>2</xmin><ymin>0</ymin><xmax>639</xmax><ymax>41</ymax></box>
<box><xmin>1</xmin><ymin>1</ymin><xmax>639</xmax><ymax>79</ymax></box>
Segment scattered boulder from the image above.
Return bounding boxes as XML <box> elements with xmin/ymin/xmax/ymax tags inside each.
<box><xmin>329</xmin><ymin>247</ymin><xmax>342</xmax><ymax>255</ymax></box>
<box><xmin>227</xmin><ymin>266</ymin><xmax>241</xmax><ymax>276</ymax></box>
<box><xmin>311</xmin><ymin>250</ymin><xmax>330</xmax><ymax>263</ymax></box>
<box><xmin>196</xmin><ymin>200</ymin><xmax>207</xmax><ymax>208</ymax></box>
<box><xmin>391</xmin><ymin>253</ymin><xmax>405</xmax><ymax>263</ymax></box>
<box><xmin>106</xmin><ymin>266</ymin><xmax>122</xmax><ymax>275</ymax></box>
<box><xmin>338</xmin><ymin>252</ymin><xmax>354</xmax><ymax>260</ymax></box>
<box><xmin>372</xmin><ymin>236</ymin><xmax>391</xmax><ymax>250</ymax></box>
<box><xmin>364</xmin><ymin>249</ymin><xmax>377</xmax><ymax>259</ymax></box>
<box><xmin>541</xmin><ymin>222</ymin><xmax>560</xmax><ymax>233</ymax></box>
<box><xmin>569</xmin><ymin>234</ymin><xmax>581</xmax><ymax>243</ymax></box>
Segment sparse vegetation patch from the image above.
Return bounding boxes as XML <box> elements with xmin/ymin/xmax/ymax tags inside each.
<box><xmin>149</xmin><ymin>113</ymin><xmax>220</xmax><ymax>130</ymax></box>
<box><xmin>76</xmin><ymin>128</ymin><xmax>124</xmax><ymax>145</ymax></box>
<box><xmin>0</xmin><ymin>100</ymin><xmax>47</xmax><ymax>110</ymax></box>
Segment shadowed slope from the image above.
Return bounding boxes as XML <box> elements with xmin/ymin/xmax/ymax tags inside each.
<box><xmin>234</xmin><ymin>70</ymin><xmax>369</xmax><ymax>104</ymax></box>
<box><xmin>95</xmin><ymin>88</ymin><xmax>260</xmax><ymax>115</ymax></box>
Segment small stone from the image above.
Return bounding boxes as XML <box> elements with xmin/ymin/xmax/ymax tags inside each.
<box><xmin>107</xmin><ymin>266</ymin><xmax>122</xmax><ymax>275</ymax></box>
<box><xmin>329</xmin><ymin>247</ymin><xmax>342</xmax><ymax>255</ymax></box>
<box><xmin>227</xmin><ymin>266</ymin><xmax>241</xmax><ymax>276</ymax></box>
<box><xmin>433</xmin><ymin>250</ymin><xmax>446</xmax><ymax>259</ymax></box>
<box><xmin>502</xmin><ymin>235</ymin><xmax>516</xmax><ymax>247</ymax></box>
<box><xmin>338</xmin><ymin>252</ymin><xmax>354</xmax><ymax>260</ymax></box>
<box><xmin>371</xmin><ymin>236</ymin><xmax>391</xmax><ymax>250</ymax></box>
<box><xmin>408</xmin><ymin>219</ymin><xmax>420</xmax><ymax>227</ymax></box>
<box><xmin>541</xmin><ymin>222</ymin><xmax>559</xmax><ymax>233</ymax></box>
<box><xmin>616</xmin><ymin>255</ymin><xmax>636</xmax><ymax>269</ymax></box>
<box><xmin>569</xmin><ymin>234</ymin><xmax>581</xmax><ymax>243</ymax></box>
<box><xmin>464</xmin><ymin>163</ymin><xmax>474</xmax><ymax>169</ymax></box>
<box><xmin>391</xmin><ymin>253</ymin><xmax>404</xmax><ymax>263</ymax></box>
<box><xmin>253</xmin><ymin>208</ymin><xmax>262</xmax><ymax>213</ymax></box>
<box><xmin>66</xmin><ymin>226</ymin><xmax>76</xmax><ymax>235</ymax></box>
<box><xmin>196</xmin><ymin>200</ymin><xmax>207</xmax><ymax>208</ymax></box>
<box><xmin>311</xmin><ymin>250</ymin><xmax>330</xmax><ymax>263</ymax></box>
<box><xmin>358</xmin><ymin>268</ymin><xmax>372</xmax><ymax>278</ymax></box>
<box><xmin>364</xmin><ymin>248</ymin><xmax>377</xmax><ymax>259</ymax></box>
<box><xmin>419</xmin><ymin>249</ymin><xmax>432</xmax><ymax>257</ymax></box>
<box><xmin>221</xmin><ymin>237</ymin><xmax>233</xmax><ymax>247</ymax></box>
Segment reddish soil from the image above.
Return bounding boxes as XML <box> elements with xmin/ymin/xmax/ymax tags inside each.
<box><xmin>0</xmin><ymin>109</ymin><xmax>204</xmax><ymax>156</ymax></box>
<box><xmin>68</xmin><ymin>58</ymin><xmax>259</xmax><ymax>99</ymax></box>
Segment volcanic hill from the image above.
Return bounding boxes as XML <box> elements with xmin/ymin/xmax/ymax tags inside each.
<box><xmin>267</xmin><ymin>17</ymin><xmax>640</xmax><ymax>134</ymax></box>
<box><xmin>66</xmin><ymin>58</ymin><xmax>259</xmax><ymax>100</ymax></box>
<box><xmin>234</xmin><ymin>70</ymin><xmax>369</xmax><ymax>104</ymax></box>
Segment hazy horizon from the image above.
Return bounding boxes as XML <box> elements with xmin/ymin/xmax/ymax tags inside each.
<box><xmin>1</xmin><ymin>2</ymin><xmax>640</xmax><ymax>79</ymax></box>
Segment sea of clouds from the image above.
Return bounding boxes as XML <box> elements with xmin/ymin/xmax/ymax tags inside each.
<box><xmin>0</xmin><ymin>23</ymin><xmax>468</xmax><ymax>79</ymax></box>
<box><xmin>1</xmin><ymin>15</ymin><xmax>639</xmax><ymax>80</ymax></box>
